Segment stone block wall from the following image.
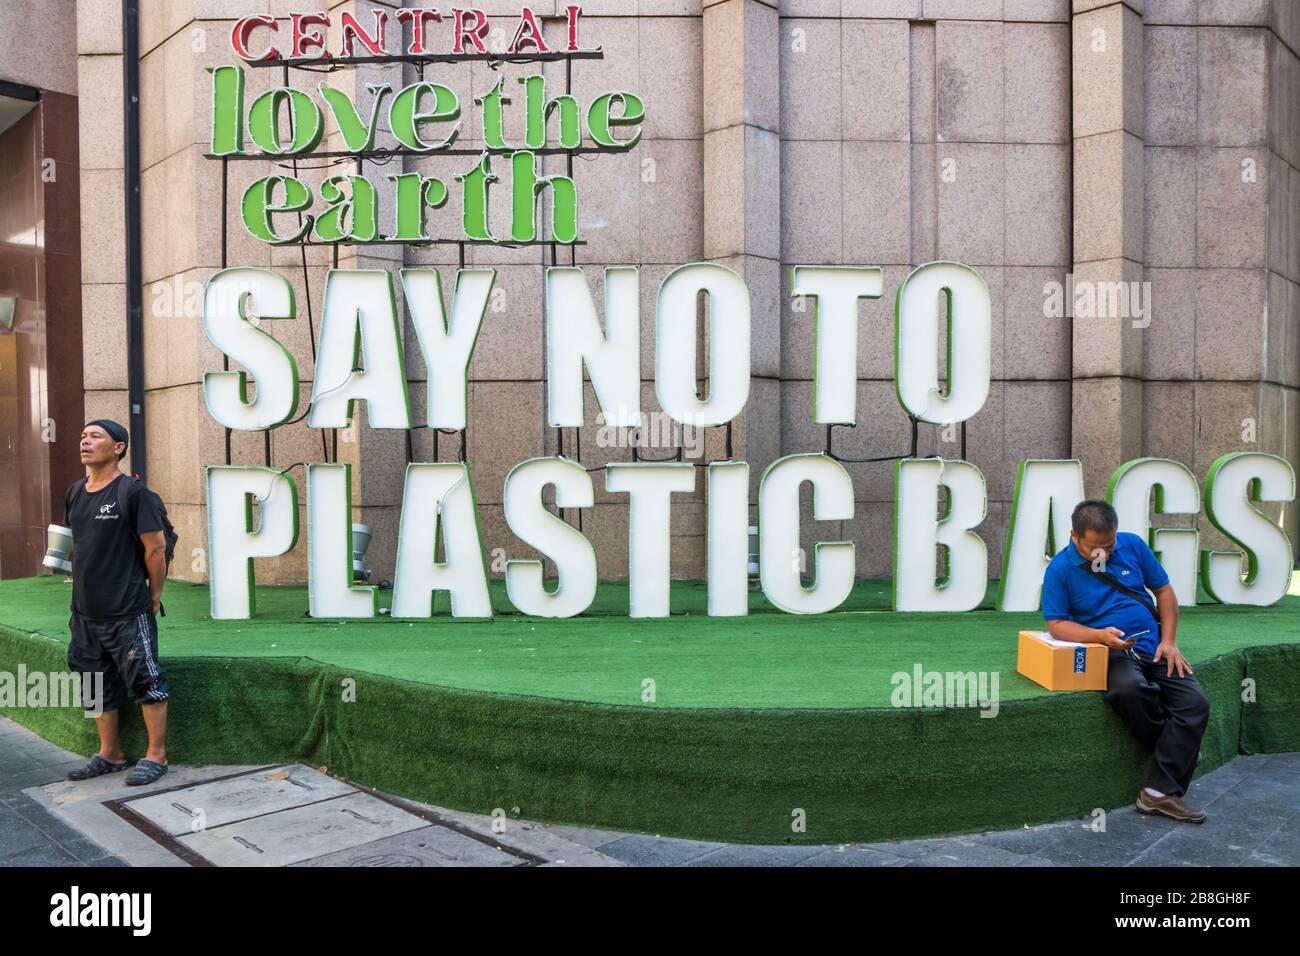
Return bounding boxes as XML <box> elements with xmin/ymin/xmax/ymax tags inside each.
<box><xmin>67</xmin><ymin>0</ymin><xmax>1300</xmax><ymax>585</ymax></box>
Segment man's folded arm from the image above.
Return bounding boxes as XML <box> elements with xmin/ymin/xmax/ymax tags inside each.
<box><xmin>1047</xmin><ymin>618</ymin><xmax>1111</xmax><ymax>644</ymax></box>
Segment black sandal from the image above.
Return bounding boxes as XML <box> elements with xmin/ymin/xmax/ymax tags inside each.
<box><xmin>66</xmin><ymin>755</ymin><xmax>129</xmax><ymax>781</ymax></box>
<box><xmin>125</xmin><ymin>759</ymin><xmax>169</xmax><ymax>787</ymax></box>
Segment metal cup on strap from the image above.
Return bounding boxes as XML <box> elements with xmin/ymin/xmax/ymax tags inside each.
<box><xmin>42</xmin><ymin>524</ymin><xmax>73</xmax><ymax>573</ymax></box>
<box><xmin>351</xmin><ymin>523</ymin><xmax>372</xmax><ymax>582</ymax></box>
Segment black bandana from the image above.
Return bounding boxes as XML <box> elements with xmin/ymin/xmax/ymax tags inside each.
<box><xmin>87</xmin><ymin>419</ymin><xmax>129</xmax><ymax>457</ymax></box>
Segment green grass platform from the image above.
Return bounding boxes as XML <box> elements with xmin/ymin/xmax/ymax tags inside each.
<box><xmin>2</xmin><ymin>574</ymin><xmax>1298</xmax><ymax>845</ymax></box>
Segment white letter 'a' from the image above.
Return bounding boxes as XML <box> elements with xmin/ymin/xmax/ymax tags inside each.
<box><xmin>309</xmin><ymin>269</ymin><xmax>412</xmax><ymax>429</ymax></box>
<box><xmin>998</xmin><ymin>459</ymin><xmax>1084</xmax><ymax>612</ymax></box>
<box><xmin>391</xmin><ymin>463</ymin><xmax>492</xmax><ymax>618</ymax></box>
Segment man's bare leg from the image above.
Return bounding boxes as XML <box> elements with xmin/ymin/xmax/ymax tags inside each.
<box><xmin>141</xmin><ymin>701</ymin><xmax>167</xmax><ymax>765</ymax></box>
<box><xmin>93</xmin><ymin>709</ymin><xmax>126</xmax><ymax>763</ymax></box>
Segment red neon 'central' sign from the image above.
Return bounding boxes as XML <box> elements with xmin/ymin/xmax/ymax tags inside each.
<box><xmin>231</xmin><ymin>5</ymin><xmax>599</xmax><ymax>62</ymax></box>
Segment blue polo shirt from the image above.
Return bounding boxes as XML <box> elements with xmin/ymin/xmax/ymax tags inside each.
<box><xmin>1041</xmin><ymin>531</ymin><xmax>1168</xmax><ymax>654</ymax></box>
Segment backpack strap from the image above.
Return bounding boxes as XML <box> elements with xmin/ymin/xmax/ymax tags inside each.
<box><xmin>1087</xmin><ymin>566</ymin><xmax>1161</xmax><ymax>622</ymax></box>
<box><xmin>115</xmin><ymin>473</ymin><xmax>136</xmax><ymax>527</ymax></box>
<box><xmin>66</xmin><ymin>476</ymin><xmax>89</xmax><ymax>521</ymax></box>
<box><xmin>116</xmin><ymin>475</ymin><xmax>166</xmax><ymax>617</ymax></box>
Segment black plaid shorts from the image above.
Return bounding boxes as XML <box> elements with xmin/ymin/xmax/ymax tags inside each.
<box><xmin>67</xmin><ymin>610</ymin><xmax>171</xmax><ymax>713</ymax></box>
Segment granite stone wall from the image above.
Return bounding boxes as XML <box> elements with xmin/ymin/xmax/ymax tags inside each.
<box><xmin>72</xmin><ymin>0</ymin><xmax>1300</xmax><ymax>586</ymax></box>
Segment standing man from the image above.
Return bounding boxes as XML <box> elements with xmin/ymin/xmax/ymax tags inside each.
<box><xmin>1041</xmin><ymin>499</ymin><xmax>1210</xmax><ymax>823</ymax></box>
<box><xmin>63</xmin><ymin>420</ymin><xmax>171</xmax><ymax>786</ymax></box>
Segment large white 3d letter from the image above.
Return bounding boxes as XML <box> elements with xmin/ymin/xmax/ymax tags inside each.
<box><xmin>1201</xmin><ymin>452</ymin><xmax>1295</xmax><ymax>606</ymax></box>
<box><xmin>503</xmin><ymin>457</ymin><xmax>597</xmax><ymax>618</ymax></box>
<box><xmin>206</xmin><ymin>466</ymin><xmax>299</xmax><ymax>619</ymax></box>
<box><xmin>203</xmin><ymin>267</ymin><xmax>299</xmax><ymax>429</ymax></box>
<box><xmin>791</xmin><ymin>266</ymin><xmax>883</xmax><ymax>425</ymax></box>
<box><xmin>893</xmin><ymin>458</ymin><xmax>987</xmax><ymax>611</ymax></box>
<box><xmin>706</xmin><ymin>461</ymin><xmax>750</xmax><ymax>617</ymax></box>
<box><xmin>391</xmin><ymin>463</ymin><xmax>492</xmax><ymax>617</ymax></box>
<box><xmin>605</xmin><ymin>462</ymin><xmax>695</xmax><ymax>617</ymax></box>
<box><xmin>1107</xmin><ymin>457</ymin><xmax>1200</xmax><ymax>607</ymax></box>
<box><xmin>307</xmin><ymin>463</ymin><xmax>377</xmax><ymax>618</ymax></box>
<box><xmin>309</xmin><ymin>269</ymin><xmax>412</xmax><ymax>429</ymax></box>
<box><xmin>402</xmin><ymin>267</ymin><xmax>494</xmax><ymax>430</ymax></box>
<box><xmin>546</xmin><ymin>266</ymin><xmax>641</xmax><ymax>428</ymax></box>
<box><xmin>759</xmin><ymin>454</ymin><xmax>855</xmax><ymax>614</ymax></box>
<box><xmin>895</xmin><ymin>261</ymin><xmax>991</xmax><ymax>424</ymax></box>
<box><xmin>656</xmin><ymin>262</ymin><xmax>750</xmax><ymax>426</ymax></box>
<box><xmin>998</xmin><ymin>459</ymin><xmax>1085</xmax><ymax>611</ymax></box>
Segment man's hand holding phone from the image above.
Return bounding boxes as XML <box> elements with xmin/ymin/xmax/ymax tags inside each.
<box><xmin>1095</xmin><ymin>626</ymin><xmax>1135</xmax><ymax>650</ymax></box>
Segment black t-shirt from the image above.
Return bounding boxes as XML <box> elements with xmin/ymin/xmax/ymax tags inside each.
<box><xmin>64</xmin><ymin>474</ymin><xmax>164</xmax><ymax>620</ymax></box>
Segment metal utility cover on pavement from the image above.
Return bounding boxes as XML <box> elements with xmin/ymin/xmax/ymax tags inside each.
<box><xmin>176</xmin><ymin>791</ymin><xmax>429</xmax><ymax>866</ymax></box>
<box><xmin>290</xmin><ymin>827</ymin><xmax>520</xmax><ymax>867</ymax></box>
<box><xmin>122</xmin><ymin>764</ymin><xmax>354</xmax><ymax>836</ymax></box>
<box><xmin>113</xmin><ymin>764</ymin><xmax>442</xmax><ymax>867</ymax></box>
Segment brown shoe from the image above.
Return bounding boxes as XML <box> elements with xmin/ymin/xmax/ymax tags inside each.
<box><xmin>1135</xmin><ymin>790</ymin><xmax>1207</xmax><ymax>823</ymax></box>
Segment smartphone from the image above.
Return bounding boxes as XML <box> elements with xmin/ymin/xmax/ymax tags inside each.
<box><xmin>1124</xmin><ymin>629</ymin><xmax>1150</xmax><ymax>660</ymax></box>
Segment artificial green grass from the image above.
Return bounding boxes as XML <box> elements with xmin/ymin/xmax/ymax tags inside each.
<box><xmin>2</xmin><ymin>575</ymin><xmax>1294</xmax><ymax>708</ymax></box>
<box><xmin>1</xmin><ymin>574</ymin><xmax>1297</xmax><ymax>844</ymax></box>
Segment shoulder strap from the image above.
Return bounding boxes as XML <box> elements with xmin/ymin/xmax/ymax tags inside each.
<box><xmin>115</xmin><ymin>474</ymin><xmax>138</xmax><ymax>527</ymax></box>
<box><xmin>1087</xmin><ymin>567</ymin><xmax>1160</xmax><ymax>622</ymax></box>
<box><xmin>66</xmin><ymin>477</ymin><xmax>88</xmax><ymax>522</ymax></box>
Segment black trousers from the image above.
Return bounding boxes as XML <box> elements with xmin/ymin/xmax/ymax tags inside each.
<box><xmin>1104</xmin><ymin>647</ymin><xmax>1210</xmax><ymax>796</ymax></box>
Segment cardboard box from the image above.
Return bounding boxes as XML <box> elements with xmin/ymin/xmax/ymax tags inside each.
<box><xmin>1017</xmin><ymin>631</ymin><xmax>1108</xmax><ymax>692</ymax></box>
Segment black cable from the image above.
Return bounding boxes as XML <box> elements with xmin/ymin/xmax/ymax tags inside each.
<box><xmin>824</xmin><ymin>419</ymin><xmax>929</xmax><ymax>464</ymax></box>
<box><xmin>221</xmin><ymin>146</ymin><xmax>623</xmax><ymax>163</ymax></box>
<box><xmin>331</xmin><ymin>242</ymin><xmax>340</xmax><ymax>461</ymax></box>
<box><xmin>246</xmin><ymin>51</ymin><xmax>601</xmax><ymax>70</ymax></box>
<box><xmin>267</xmin><ymin>68</ymin><xmax>286</xmax><ymax>487</ymax></box>
<box><xmin>221</xmin><ymin>156</ymin><xmax>231</xmax><ymax>467</ymax></box>
<box><xmin>289</xmin><ymin>150</ymin><xmax>329</xmax><ymax>463</ymax></box>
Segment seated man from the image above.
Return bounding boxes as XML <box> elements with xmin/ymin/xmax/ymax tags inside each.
<box><xmin>1041</xmin><ymin>499</ymin><xmax>1210</xmax><ymax>823</ymax></box>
